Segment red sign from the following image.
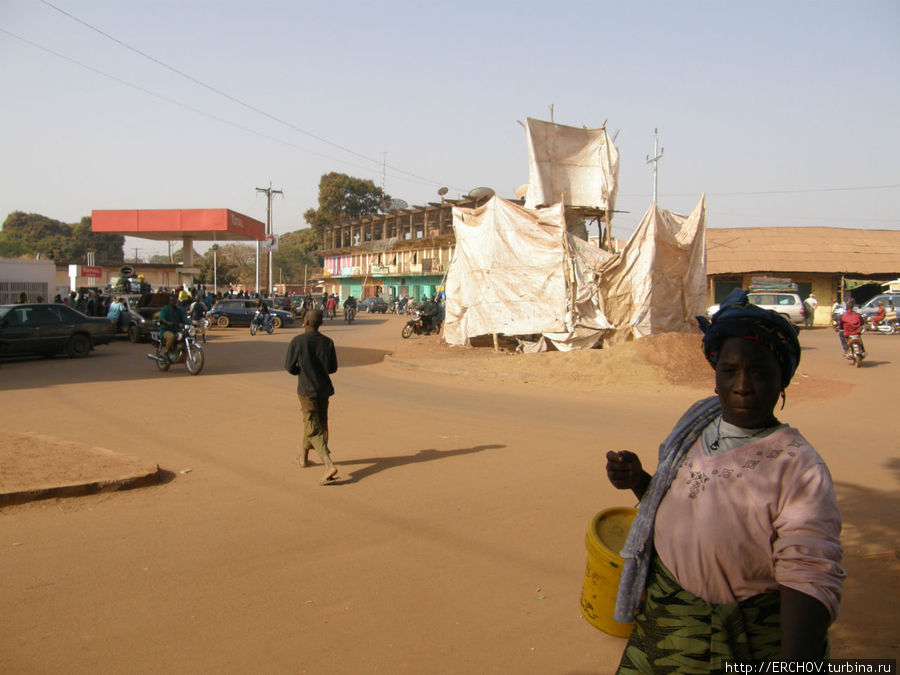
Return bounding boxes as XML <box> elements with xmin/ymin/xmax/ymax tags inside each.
<box><xmin>81</xmin><ymin>266</ymin><xmax>102</xmax><ymax>278</ymax></box>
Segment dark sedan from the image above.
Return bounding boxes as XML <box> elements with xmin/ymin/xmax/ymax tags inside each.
<box><xmin>208</xmin><ymin>299</ymin><xmax>295</xmax><ymax>328</ymax></box>
<box><xmin>359</xmin><ymin>297</ymin><xmax>388</xmax><ymax>313</ymax></box>
<box><xmin>0</xmin><ymin>303</ymin><xmax>116</xmax><ymax>358</ymax></box>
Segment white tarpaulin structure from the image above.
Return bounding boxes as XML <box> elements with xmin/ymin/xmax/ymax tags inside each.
<box><xmin>443</xmin><ymin>197</ymin><xmax>613</xmax><ymax>350</ymax></box>
<box><xmin>599</xmin><ymin>196</ymin><xmax>707</xmax><ymax>343</ymax></box>
<box><xmin>523</xmin><ymin>118</ymin><xmax>619</xmax><ymax>212</ymax></box>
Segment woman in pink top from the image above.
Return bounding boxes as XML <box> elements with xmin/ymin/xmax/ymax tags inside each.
<box><xmin>606</xmin><ymin>289</ymin><xmax>844</xmax><ymax>672</ymax></box>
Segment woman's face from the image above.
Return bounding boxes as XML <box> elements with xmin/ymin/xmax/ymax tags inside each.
<box><xmin>715</xmin><ymin>337</ymin><xmax>782</xmax><ymax>428</ymax></box>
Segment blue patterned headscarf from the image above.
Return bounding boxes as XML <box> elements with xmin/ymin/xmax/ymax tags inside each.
<box><xmin>696</xmin><ymin>289</ymin><xmax>801</xmax><ymax>389</ymax></box>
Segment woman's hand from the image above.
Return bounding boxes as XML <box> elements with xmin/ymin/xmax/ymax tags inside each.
<box><xmin>606</xmin><ymin>451</ymin><xmax>651</xmax><ymax>500</ymax></box>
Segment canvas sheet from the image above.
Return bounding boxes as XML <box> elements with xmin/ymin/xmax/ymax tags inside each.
<box><xmin>523</xmin><ymin>118</ymin><xmax>619</xmax><ymax>212</ymax></box>
<box><xmin>443</xmin><ymin>197</ymin><xmax>612</xmax><ymax>350</ymax></box>
<box><xmin>599</xmin><ymin>196</ymin><xmax>707</xmax><ymax>343</ymax></box>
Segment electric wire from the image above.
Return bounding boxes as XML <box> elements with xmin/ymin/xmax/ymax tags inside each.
<box><xmin>36</xmin><ymin>0</ymin><xmax>464</xmax><ymax>192</ymax></box>
<box><xmin>0</xmin><ymin>27</ymin><xmax>445</xmax><ymax>192</ymax></box>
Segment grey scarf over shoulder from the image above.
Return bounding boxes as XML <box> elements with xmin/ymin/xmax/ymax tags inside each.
<box><xmin>614</xmin><ymin>396</ymin><xmax>722</xmax><ymax>623</ymax></box>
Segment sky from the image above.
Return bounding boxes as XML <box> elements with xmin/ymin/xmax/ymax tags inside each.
<box><xmin>1</xmin><ymin>0</ymin><xmax>899</xmax><ymax>260</ymax></box>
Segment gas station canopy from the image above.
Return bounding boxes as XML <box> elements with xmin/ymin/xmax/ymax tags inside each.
<box><xmin>91</xmin><ymin>209</ymin><xmax>265</xmax><ymax>242</ymax></box>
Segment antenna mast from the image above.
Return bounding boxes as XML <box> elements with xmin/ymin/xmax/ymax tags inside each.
<box><xmin>646</xmin><ymin>128</ymin><xmax>664</xmax><ymax>204</ymax></box>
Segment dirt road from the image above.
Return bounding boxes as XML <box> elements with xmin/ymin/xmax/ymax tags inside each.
<box><xmin>1</xmin><ymin>315</ymin><xmax>897</xmax><ymax>673</ymax></box>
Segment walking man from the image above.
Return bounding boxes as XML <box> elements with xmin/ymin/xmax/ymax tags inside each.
<box><xmin>284</xmin><ymin>309</ymin><xmax>339</xmax><ymax>485</ymax></box>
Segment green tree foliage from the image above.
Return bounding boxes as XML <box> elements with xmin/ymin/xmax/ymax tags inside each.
<box><xmin>148</xmin><ymin>247</ymin><xmax>203</xmax><ymax>265</ymax></box>
<box><xmin>303</xmin><ymin>172</ymin><xmax>387</xmax><ymax>233</ymax></box>
<box><xmin>0</xmin><ymin>211</ymin><xmax>124</xmax><ymax>264</ymax></box>
<box><xmin>195</xmin><ymin>243</ymin><xmax>255</xmax><ymax>287</ymax></box>
<box><xmin>271</xmin><ymin>228</ymin><xmax>321</xmax><ymax>284</ymax></box>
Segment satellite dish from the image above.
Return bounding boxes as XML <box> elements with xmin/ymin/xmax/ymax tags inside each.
<box><xmin>514</xmin><ymin>184</ymin><xmax>529</xmax><ymax>199</ymax></box>
<box><xmin>467</xmin><ymin>186</ymin><xmax>495</xmax><ymax>201</ymax></box>
<box><xmin>437</xmin><ymin>187</ymin><xmax>448</xmax><ymax>196</ymax></box>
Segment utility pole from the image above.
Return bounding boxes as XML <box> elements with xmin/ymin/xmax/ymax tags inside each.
<box><xmin>133</xmin><ymin>248</ymin><xmax>140</xmax><ymax>263</ymax></box>
<box><xmin>256</xmin><ymin>182</ymin><xmax>283</xmax><ymax>296</ymax></box>
<box><xmin>646</xmin><ymin>128</ymin><xmax>664</xmax><ymax>205</ymax></box>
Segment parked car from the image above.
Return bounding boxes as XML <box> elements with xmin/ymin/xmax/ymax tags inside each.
<box><xmin>208</xmin><ymin>299</ymin><xmax>295</xmax><ymax>328</ymax></box>
<box><xmin>117</xmin><ymin>295</ymin><xmax>157</xmax><ymax>342</ymax></box>
<box><xmin>857</xmin><ymin>293</ymin><xmax>900</xmax><ymax>320</ymax></box>
<box><xmin>358</xmin><ymin>297</ymin><xmax>388</xmax><ymax>313</ymax></box>
<box><xmin>0</xmin><ymin>303</ymin><xmax>116</xmax><ymax>358</ymax></box>
<box><xmin>707</xmin><ymin>291</ymin><xmax>805</xmax><ymax>326</ymax></box>
<box><xmin>133</xmin><ymin>292</ymin><xmax>173</xmax><ymax>321</ymax></box>
<box><xmin>263</xmin><ymin>297</ymin><xmax>293</xmax><ymax>312</ymax></box>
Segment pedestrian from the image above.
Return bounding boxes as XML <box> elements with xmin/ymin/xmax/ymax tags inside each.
<box><xmin>284</xmin><ymin>309</ymin><xmax>339</xmax><ymax>485</ymax></box>
<box><xmin>107</xmin><ymin>296</ymin><xmax>127</xmax><ymax>331</ymax></box>
<box><xmin>325</xmin><ymin>294</ymin><xmax>337</xmax><ymax>319</ymax></box>
<box><xmin>607</xmin><ymin>289</ymin><xmax>843</xmax><ymax>669</ymax></box>
<box><xmin>803</xmin><ymin>292</ymin><xmax>818</xmax><ymax>329</ymax></box>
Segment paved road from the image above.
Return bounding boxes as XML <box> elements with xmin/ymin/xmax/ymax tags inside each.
<box><xmin>1</xmin><ymin>316</ymin><xmax>897</xmax><ymax>671</ymax></box>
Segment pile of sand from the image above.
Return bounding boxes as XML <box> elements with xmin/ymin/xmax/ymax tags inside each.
<box><xmin>389</xmin><ymin>331</ymin><xmax>715</xmax><ymax>391</ymax></box>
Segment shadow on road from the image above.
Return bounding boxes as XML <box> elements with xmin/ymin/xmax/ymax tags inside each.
<box><xmin>327</xmin><ymin>444</ymin><xmax>506</xmax><ymax>484</ymax></box>
<box><xmin>0</xmin><ymin>335</ymin><xmax>391</xmax><ymax>390</ymax></box>
<box><xmin>829</xmin><ymin>456</ymin><xmax>900</xmax><ymax>657</ymax></box>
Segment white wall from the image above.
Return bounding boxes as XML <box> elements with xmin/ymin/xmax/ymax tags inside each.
<box><xmin>0</xmin><ymin>258</ymin><xmax>56</xmax><ymax>303</ymax></box>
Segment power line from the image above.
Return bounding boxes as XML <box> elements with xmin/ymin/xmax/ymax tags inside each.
<box><xmin>0</xmin><ymin>27</ymin><xmax>449</xmax><ymax>192</ymax></box>
<box><xmin>36</xmin><ymin>0</ymin><xmax>461</xmax><ymax>191</ymax></box>
<box><xmin>619</xmin><ymin>184</ymin><xmax>900</xmax><ymax>198</ymax></box>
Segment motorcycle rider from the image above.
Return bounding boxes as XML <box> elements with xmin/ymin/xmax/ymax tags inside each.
<box><xmin>869</xmin><ymin>301</ymin><xmax>886</xmax><ymax>329</ymax></box>
<box><xmin>158</xmin><ymin>294</ymin><xmax>188</xmax><ymax>359</ymax></box>
<box><xmin>254</xmin><ymin>297</ymin><xmax>270</xmax><ymax>330</ymax></box>
<box><xmin>419</xmin><ymin>296</ymin><xmax>438</xmax><ymax>333</ymax></box>
<box><xmin>343</xmin><ymin>295</ymin><xmax>357</xmax><ymax>321</ymax></box>
<box><xmin>836</xmin><ymin>298</ymin><xmax>864</xmax><ymax>358</ymax></box>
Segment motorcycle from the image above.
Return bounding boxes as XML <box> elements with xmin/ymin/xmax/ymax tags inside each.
<box><xmin>147</xmin><ymin>325</ymin><xmax>205</xmax><ymax>375</ymax></box>
<box><xmin>863</xmin><ymin>316</ymin><xmax>896</xmax><ymax>335</ymax></box>
<box><xmin>401</xmin><ymin>310</ymin><xmax>433</xmax><ymax>338</ymax></box>
<box><xmin>844</xmin><ymin>334</ymin><xmax>867</xmax><ymax>368</ymax></box>
<box><xmin>250</xmin><ymin>310</ymin><xmax>274</xmax><ymax>335</ymax></box>
<box><xmin>344</xmin><ymin>306</ymin><xmax>356</xmax><ymax>324</ymax></box>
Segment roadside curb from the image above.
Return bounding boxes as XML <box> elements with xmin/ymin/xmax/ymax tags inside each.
<box><xmin>0</xmin><ymin>432</ymin><xmax>166</xmax><ymax>507</ymax></box>
<box><xmin>0</xmin><ymin>467</ymin><xmax>166</xmax><ymax>507</ymax></box>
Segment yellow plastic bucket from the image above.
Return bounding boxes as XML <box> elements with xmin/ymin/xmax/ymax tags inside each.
<box><xmin>580</xmin><ymin>507</ymin><xmax>637</xmax><ymax>638</ymax></box>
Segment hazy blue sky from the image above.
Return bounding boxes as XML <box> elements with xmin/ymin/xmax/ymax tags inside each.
<box><xmin>2</xmin><ymin>0</ymin><xmax>898</xmax><ymax>259</ymax></box>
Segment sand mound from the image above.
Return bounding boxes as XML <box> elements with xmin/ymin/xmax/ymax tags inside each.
<box><xmin>389</xmin><ymin>331</ymin><xmax>715</xmax><ymax>391</ymax></box>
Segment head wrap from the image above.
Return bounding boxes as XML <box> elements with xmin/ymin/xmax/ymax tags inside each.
<box><xmin>696</xmin><ymin>289</ymin><xmax>801</xmax><ymax>389</ymax></box>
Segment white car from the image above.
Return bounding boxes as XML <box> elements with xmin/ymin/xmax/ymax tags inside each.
<box><xmin>707</xmin><ymin>292</ymin><xmax>806</xmax><ymax>326</ymax></box>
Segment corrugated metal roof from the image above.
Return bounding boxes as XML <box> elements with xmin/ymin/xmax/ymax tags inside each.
<box><xmin>706</xmin><ymin>227</ymin><xmax>900</xmax><ymax>276</ymax></box>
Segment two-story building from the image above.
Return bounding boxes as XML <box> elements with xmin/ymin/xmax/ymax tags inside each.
<box><xmin>319</xmin><ymin>196</ymin><xmax>480</xmax><ymax>303</ymax></box>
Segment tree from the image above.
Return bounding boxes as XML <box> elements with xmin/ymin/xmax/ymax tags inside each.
<box><xmin>201</xmin><ymin>243</ymin><xmax>256</xmax><ymax>287</ymax></box>
<box><xmin>303</xmin><ymin>172</ymin><xmax>387</xmax><ymax>233</ymax></box>
<box><xmin>0</xmin><ymin>211</ymin><xmax>124</xmax><ymax>264</ymax></box>
<box><xmin>271</xmin><ymin>228</ymin><xmax>321</xmax><ymax>284</ymax></box>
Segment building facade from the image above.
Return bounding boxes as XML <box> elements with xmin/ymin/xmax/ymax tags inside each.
<box><xmin>706</xmin><ymin>227</ymin><xmax>900</xmax><ymax>325</ymax></box>
<box><xmin>320</xmin><ymin>197</ymin><xmax>478</xmax><ymax>303</ymax></box>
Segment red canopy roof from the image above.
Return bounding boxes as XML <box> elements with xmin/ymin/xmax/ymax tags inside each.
<box><xmin>91</xmin><ymin>209</ymin><xmax>265</xmax><ymax>242</ymax></box>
